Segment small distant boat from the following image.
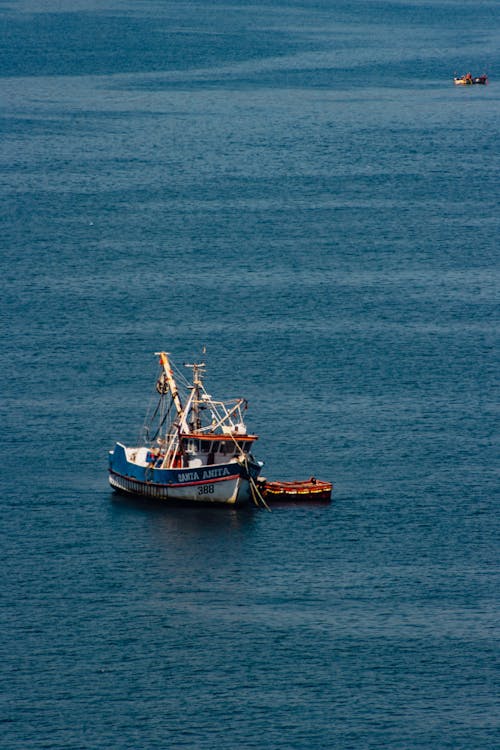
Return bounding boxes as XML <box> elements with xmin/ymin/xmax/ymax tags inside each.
<box><xmin>454</xmin><ymin>73</ymin><xmax>488</xmax><ymax>86</ymax></box>
<box><xmin>260</xmin><ymin>478</ymin><xmax>332</xmax><ymax>503</ymax></box>
<box><xmin>108</xmin><ymin>351</ymin><xmax>263</xmax><ymax>506</ymax></box>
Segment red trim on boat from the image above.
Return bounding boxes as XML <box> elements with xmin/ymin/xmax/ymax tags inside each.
<box><xmin>183</xmin><ymin>433</ymin><xmax>258</xmax><ymax>442</ymax></box>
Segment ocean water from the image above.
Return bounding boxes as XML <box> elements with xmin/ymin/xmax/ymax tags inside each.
<box><xmin>1</xmin><ymin>1</ymin><xmax>499</xmax><ymax>748</ymax></box>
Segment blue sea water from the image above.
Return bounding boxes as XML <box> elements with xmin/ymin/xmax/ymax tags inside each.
<box><xmin>1</xmin><ymin>1</ymin><xmax>499</xmax><ymax>748</ymax></box>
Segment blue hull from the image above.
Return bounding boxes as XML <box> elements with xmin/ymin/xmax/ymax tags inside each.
<box><xmin>108</xmin><ymin>443</ymin><xmax>260</xmax><ymax>505</ymax></box>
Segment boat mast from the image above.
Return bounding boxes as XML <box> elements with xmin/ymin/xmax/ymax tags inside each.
<box><xmin>184</xmin><ymin>361</ymin><xmax>205</xmax><ymax>432</ymax></box>
<box><xmin>155</xmin><ymin>352</ymin><xmax>183</xmax><ymax>415</ymax></box>
<box><xmin>154</xmin><ymin>352</ymin><xmax>186</xmax><ymax>468</ymax></box>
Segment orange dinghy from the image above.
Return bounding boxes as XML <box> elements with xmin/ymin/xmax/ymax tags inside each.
<box><xmin>260</xmin><ymin>477</ymin><xmax>332</xmax><ymax>503</ymax></box>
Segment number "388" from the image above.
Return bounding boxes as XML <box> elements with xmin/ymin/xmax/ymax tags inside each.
<box><xmin>198</xmin><ymin>484</ymin><xmax>215</xmax><ymax>495</ymax></box>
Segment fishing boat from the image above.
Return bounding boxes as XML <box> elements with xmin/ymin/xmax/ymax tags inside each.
<box><xmin>108</xmin><ymin>351</ymin><xmax>263</xmax><ymax>505</ymax></box>
<box><xmin>453</xmin><ymin>73</ymin><xmax>488</xmax><ymax>86</ymax></box>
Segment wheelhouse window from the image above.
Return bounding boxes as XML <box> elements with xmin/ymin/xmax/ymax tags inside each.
<box><xmin>185</xmin><ymin>439</ymin><xmax>199</xmax><ymax>453</ymax></box>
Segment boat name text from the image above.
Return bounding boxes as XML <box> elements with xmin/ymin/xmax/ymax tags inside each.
<box><xmin>177</xmin><ymin>467</ymin><xmax>232</xmax><ymax>483</ymax></box>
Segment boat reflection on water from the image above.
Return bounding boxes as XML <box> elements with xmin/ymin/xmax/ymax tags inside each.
<box><xmin>111</xmin><ymin>491</ymin><xmax>256</xmax><ymax>547</ymax></box>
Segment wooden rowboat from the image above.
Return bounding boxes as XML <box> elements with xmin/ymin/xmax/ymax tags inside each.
<box><xmin>260</xmin><ymin>478</ymin><xmax>332</xmax><ymax>503</ymax></box>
